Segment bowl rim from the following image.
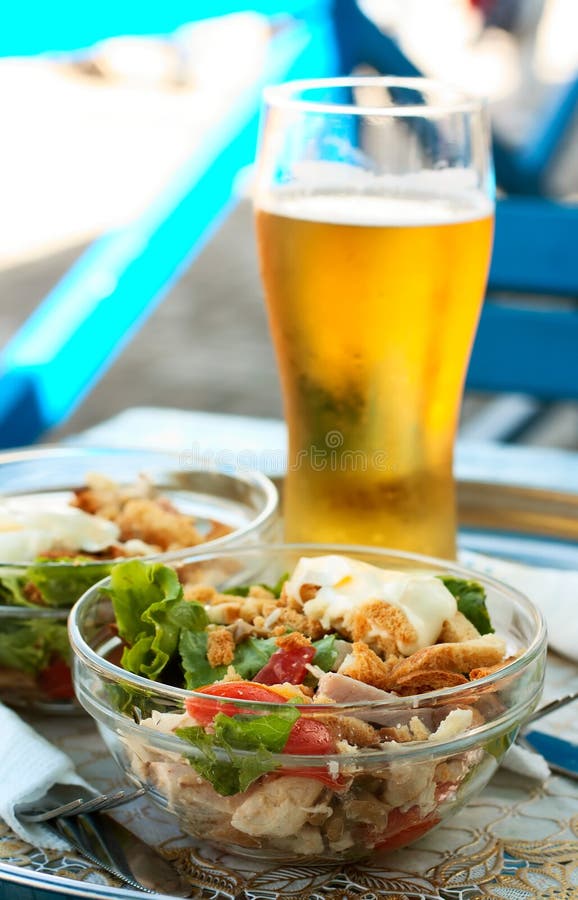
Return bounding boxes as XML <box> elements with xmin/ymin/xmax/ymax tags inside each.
<box><xmin>68</xmin><ymin>542</ymin><xmax>547</xmax><ymax>709</ymax></box>
<box><xmin>0</xmin><ymin>444</ymin><xmax>278</xmax><ymax>567</ymax></box>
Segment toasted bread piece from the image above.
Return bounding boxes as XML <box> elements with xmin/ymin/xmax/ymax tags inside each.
<box><xmin>316</xmin><ymin>713</ymin><xmax>380</xmax><ymax>748</ymax></box>
<box><xmin>206</xmin><ymin>627</ymin><xmax>236</xmax><ymax>668</ymax></box>
<box><xmin>350</xmin><ymin>601</ymin><xmax>415</xmax><ymax>657</ymax></box>
<box><xmin>184</xmin><ymin>584</ymin><xmax>218</xmax><ymax>604</ymax></box>
<box><xmin>469</xmin><ymin>655</ymin><xmax>518</xmax><ymax>680</ymax></box>
<box><xmin>273</xmin><ymin>608</ymin><xmax>326</xmax><ymax>640</ymax></box>
<box><xmin>394</xmin><ymin>669</ymin><xmax>469</xmax><ymax>695</ymax></box>
<box><xmin>379</xmin><ymin>715</ymin><xmax>432</xmax><ymax>744</ymax></box>
<box><xmin>391</xmin><ymin>634</ymin><xmax>506</xmax><ymax>680</ymax></box>
<box><xmin>438</xmin><ymin>611</ymin><xmax>481</xmax><ymax>643</ymax></box>
<box><xmin>116</xmin><ymin>498</ymin><xmax>203</xmax><ymax>550</ymax></box>
<box><xmin>338</xmin><ymin>642</ymin><xmax>400</xmax><ymax>691</ymax></box>
<box><xmin>276</xmin><ymin>632</ymin><xmax>312</xmax><ymax>651</ymax></box>
<box><xmin>299</xmin><ymin>583</ymin><xmax>320</xmax><ymax>603</ymax></box>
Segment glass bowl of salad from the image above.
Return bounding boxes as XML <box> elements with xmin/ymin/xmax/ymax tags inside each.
<box><xmin>0</xmin><ymin>446</ymin><xmax>278</xmax><ymax>710</ymax></box>
<box><xmin>69</xmin><ymin>544</ymin><xmax>546</xmax><ymax>861</ymax></box>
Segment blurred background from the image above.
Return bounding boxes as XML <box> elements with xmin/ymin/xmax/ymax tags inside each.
<box><xmin>1</xmin><ymin>0</ymin><xmax>577</xmax><ymax>448</ymax></box>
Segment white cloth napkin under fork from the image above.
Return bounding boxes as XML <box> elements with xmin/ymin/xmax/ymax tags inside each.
<box><xmin>0</xmin><ymin>702</ymin><xmax>89</xmax><ymax>850</ymax></box>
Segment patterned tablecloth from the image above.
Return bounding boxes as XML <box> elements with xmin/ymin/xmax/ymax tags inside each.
<box><xmin>1</xmin><ymin>649</ymin><xmax>577</xmax><ymax>900</ymax></box>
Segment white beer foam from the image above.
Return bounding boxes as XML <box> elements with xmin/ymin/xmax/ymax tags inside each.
<box><xmin>258</xmin><ymin>162</ymin><xmax>493</xmax><ymax>226</ymax></box>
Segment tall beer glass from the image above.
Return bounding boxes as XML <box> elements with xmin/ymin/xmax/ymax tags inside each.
<box><xmin>254</xmin><ymin>78</ymin><xmax>494</xmax><ymax>558</ymax></box>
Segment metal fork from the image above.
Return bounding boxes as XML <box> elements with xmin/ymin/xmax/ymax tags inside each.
<box><xmin>517</xmin><ymin>690</ymin><xmax>578</xmax><ymax>782</ymax></box>
<box><xmin>15</xmin><ymin>783</ymin><xmax>145</xmax><ymax>823</ymax></box>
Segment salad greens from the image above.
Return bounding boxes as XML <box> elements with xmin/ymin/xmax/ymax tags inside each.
<box><xmin>439</xmin><ymin>577</ymin><xmax>494</xmax><ymax>636</ymax></box>
<box><xmin>0</xmin><ymin>618</ymin><xmax>69</xmax><ymax>674</ymax></box>
<box><xmin>0</xmin><ymin>558</ymin><xmax>110</xmax><ymax>609</ymax></box>
<box><xmin>311</xmin><ymin>634</ymin><xmax>338</xmax><ymax>671</ymax></box>
<box><xmin>102</xmin><ymin>564</ymin><xmax>497</xmax><ymax>708</ymax></box>
<box><xmin>176</xmin><ymin>706</ymin><xmax>299</xmax><ymax>796</ymax></box>
<box><xmin>106</xmin><ymin>561</ymin><xmax>341</xmax><ymax>690</ymax></box>
<box><xmin>108</xmin><ymin>561</ymin><xmax>208</xmax><ymax>681</ymax></box>
<box><xmin>180</xmin><ymin>633</ymin><xmax>278</xmax><ymax>689</ymax></box>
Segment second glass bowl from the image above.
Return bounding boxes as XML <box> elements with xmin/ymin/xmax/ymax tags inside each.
<box><xmin>0</xmin><ymin>446</ymin><xmax>278</xmax><ymax>710</ymax></box>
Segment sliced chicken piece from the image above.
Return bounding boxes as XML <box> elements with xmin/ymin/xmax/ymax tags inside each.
<box><xmin>230</xmin><ymin>776</ymin><xmax>324</xmax><ymax>838</ymax></box>
<box><xmin>271</xmin><ymin>824</ymin><xmax>324</xmax><ymax>855</ymax></box>
<box><xmin>316</xmin><ymin>672</ymin><xmax>396</xmax><ymax>704</ymax></box>
<box><xmin>316</xmin><ymin>672</ymin><xmax>435</xmax><ymax>730</ymax></box>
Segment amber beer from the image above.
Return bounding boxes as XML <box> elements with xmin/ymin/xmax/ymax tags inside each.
<box><xmin>256</xmin><ymin>194</ymin><xmax>494</xmax><ymax>557</ymax></box>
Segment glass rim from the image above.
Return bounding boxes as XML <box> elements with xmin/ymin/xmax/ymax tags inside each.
<box><xmin>263</xmin><ymin>76</ymin><xmax>485</xmax><ymax>117</ymax></box>
<box><xmin>69</xmin><ymin>541</ymin><xmax>547</xmax><ymax>709</ymax></box>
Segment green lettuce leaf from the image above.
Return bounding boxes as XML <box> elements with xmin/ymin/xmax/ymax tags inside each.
<box><xmin>180</xmin><ymin>633</ymin><xmax>278</xmax><ymax>689</ymax></box>
<box><xmin>108</xmin><ymin>560</ymin><xmax>208</xmax><ymax>681</ymax></box>
<box><xmin>439</xmin><ymin>577</ymin><xmax>494</xmax><ymax>635</ymax></box>
<box><xmin>180</xmin><ymin>630</ymin><xmax>340</xmax><ymax>690</ymax></box>
<box><xmin>312</xmin><ymin>634</ymin><xmax>338</xmax><ymax>671</ymax></box>
<box><xmin>215</xmin><ymin>708</ymin><xmax>299</xmax><ymax>752</ymax></box>
<box><xmin>0</xmin><ymin>618</ymin><xmax>69</xmax><ymax>674</ymax></box>
<box><xmin>0</xmin><ymin>558</ymin><xmax>108</xmax><ymax>609</ymax></box>
<box><xmin>176</xmin><ymin>706</ymin><xmax>298</xmax><ymax>795</ymax></box>
<box><xmin>109</xmin><ymin>561</ymin><xmax>183</xmax><ymax>643</ymax></box>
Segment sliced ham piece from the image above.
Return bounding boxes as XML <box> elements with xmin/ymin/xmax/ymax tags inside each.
<box><xmin>315</xmin><ymin>672</ymin><xmax>435</xmax><ymax>730</ymax></box>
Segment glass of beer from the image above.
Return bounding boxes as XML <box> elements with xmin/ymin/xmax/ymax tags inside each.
<box><xmin>254</xmin><ymin>78</ymin><xmax>494</xmax><ymax>558</ymax></box>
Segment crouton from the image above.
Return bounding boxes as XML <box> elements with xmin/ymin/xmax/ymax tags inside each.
<box><xmin>438</xmin><ymin>611</ymin><xmax>481</xmax><ymax>643</ymax></box>
<box><xmin>276</xmin><ymin>632</ymin><xmax>312</xmax><ymax>651</ymax></box>
<box><xmin>338</xmin><ymin>642</ymin><xmax>400</xmax><ymax>691</ymax></box>
<box><xmin>116</xmin><ymin>498</ymin><xmax>203</xmax><ymax>551</ymax></box>
<box><xmin>390</xmin><ymin>634</ymin><xmax>506</xmax><ymax>680</ymax></box>
<box><xmin>351</xmin><ymin>600</ymin><xmax>415</xmax><ymax>657</ymax></box>
<box><xmin>315</xmin><ymin>713</ymin><xmax>380</xmax><ymax>748</ymax></box>
<box><xmin>206</xmin><ymin>627</ymin><xmax>235</xmax><ymax>668</ymax></box>
<box><xmin>469</xmin><ymin>655</ymin><xmax>518</xmax><ymax>680</ymax></box>
<box><xmin>394</xmin><ymin>669</ymin><xmax>469</xmax><ymax>695</ymax></box>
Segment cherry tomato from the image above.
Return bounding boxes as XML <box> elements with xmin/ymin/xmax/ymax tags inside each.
<box><xmin>185</xmin><ymin>681</ymin><xmax>285</xmax><ymax>725</ymax></box>
<box><xmin>370</xmin><ymin>806</ymin><xmax>440</xmax><ymax>852</ymax></box>
<box><xmin>39</xmin><ymin>658</ymin><xmax>74</xmax><ymax>701</ymax></box>
<box><xmin>283</xmin><ymin>718</ymin><xmax>335</xmax><ymax>754</ymax></box>
<box><xmin>254</xmin><ymin>645</ymin><xmax>316</xmax><ymax>685</ymax></box>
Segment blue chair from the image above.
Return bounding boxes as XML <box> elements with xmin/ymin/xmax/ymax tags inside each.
<box><xmin>469</xmin><ymin>198</ymin><xmax>578</xmax><ymax>401</ymax></box>
<box><xmin>0</xmin><ymin>0</ymin><xmax>576</xmax><ymax>447</ymax></box>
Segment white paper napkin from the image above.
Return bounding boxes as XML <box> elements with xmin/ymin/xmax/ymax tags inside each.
<box><xmin>461</xmin><ymin>550</ymin><xmax>578</xmax><ymax>664</ymax></box>
<box><xmin>0</xmin><ymin>703</ymin><xmax>89</xmax><ymax>850</ymax></box>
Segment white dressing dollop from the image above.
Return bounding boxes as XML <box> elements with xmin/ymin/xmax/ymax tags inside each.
<box><xmin>0</xmin><ymin>497</ymin><xmax>120</xmax><ymax>562</ymax></box>
<box><xmin>284</xmin><ymin>555</ymin><xmax>457</xmax><ymax>656</ymax></box>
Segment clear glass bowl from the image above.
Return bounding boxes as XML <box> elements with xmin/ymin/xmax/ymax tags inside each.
<box><xmin>69</xmin><ymin>544</ymin><xmax>546</xmax><ymax>862</ymax></box>
<box><xmin>0</xmin><ymin>446</ymin><xmax>278</xmax><ymax>710</ymax></box>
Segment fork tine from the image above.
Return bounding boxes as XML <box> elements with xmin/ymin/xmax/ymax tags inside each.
<box><xmin>18</xmin><ymin>787</ymin><xmax>147</xmax><ymax>823</ymax></box>
<box><xmin>57</xmin><ymin>788</ymin><xmax>146</xmax><ymax>818</ymax></box>
<box><xmin>21</xmin><ymin>798</ymin><xmax>89</xmax><ymax>823</ymax></box>
<box><xmin>94</xmin><ymin>788</ymin><xmax>145</xmax><ymax>812</ymax></box>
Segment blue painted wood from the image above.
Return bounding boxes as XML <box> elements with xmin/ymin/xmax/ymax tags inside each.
<box><xmin>0</xmin><ymin>1</ymin><xmax>330</xmax><ymax>55</ymax></box>
<box><xmin>469</xmin><ymin>197</ymin><xmax>578</xmax><ymax>399</ymax></box>
<box><xmin>489</xmin><ymin>198</ymin><xmax>578</xmax><ymax>296</ymax></box>
<box><xmin>467</xmin><ymin>299</ymin><xmax>578</xmax><ymax>399</ymax></box>
<box><xmin>0</xmin><ymin>16</ymin><xmax>339</xmax><ymax>448</ymax></box>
